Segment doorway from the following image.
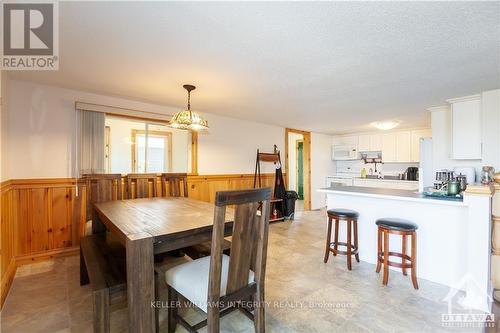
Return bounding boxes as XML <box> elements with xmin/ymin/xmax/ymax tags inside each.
<box><xmin>285</xmin><ymin>128</ymin><xmax>311</xmax><ymax>211</ymax></box>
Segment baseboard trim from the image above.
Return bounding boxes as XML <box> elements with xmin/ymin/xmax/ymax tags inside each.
<box><xmin>0</xmin><ymin>258</ymin><xmax>17</xmax><ymax>308</ymax></box>
<box><xmin>15</xmin><ymin>247</ymin><xmax>80</xmax><ymax>266</ymax></box>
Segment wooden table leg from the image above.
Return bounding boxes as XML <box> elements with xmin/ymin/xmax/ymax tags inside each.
<box><xmin>126</xmin><ymin>232</ymin><xmax>155</xmax><ymax>333</ymax></box>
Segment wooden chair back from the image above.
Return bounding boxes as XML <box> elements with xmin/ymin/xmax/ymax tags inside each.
<box><xmin>208</xmin><ymin>187</ymin><xmax>271</xmax><ymax>331</ymax></box>
<box><xmin>126</xmin><ymin>173</ymin><xmax>158</xmax><ymax>199</ymax></box>
<box><xmin>161</xmin><ymin>173</ymin><xmax>188</xmax><ymax>197</ymax></box>
<box><xmin>82</xmin><ymin>173</ymin><xmax>123</xmax><ymax>220</ymax></box>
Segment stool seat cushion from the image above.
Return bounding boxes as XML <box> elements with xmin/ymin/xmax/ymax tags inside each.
<box><xmin>327</xmin><ymin>208</ymin><xmax>359</xmax><ymax>219</ymax></box>
<box><xmin>376</xmin><ymin>218</ymin><xmax>418</xmax><ymax>231</ymax></box>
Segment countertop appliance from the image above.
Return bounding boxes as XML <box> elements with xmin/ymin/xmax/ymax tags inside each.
<box><xmin>332</xmin><ymin>144</ymin><xmax>359</xmax><ymax>161</ymax></box>
<box><xmin>403</xmin><ymin>167</ymin><xmax>419</xmax><ymax>181</ymax></box>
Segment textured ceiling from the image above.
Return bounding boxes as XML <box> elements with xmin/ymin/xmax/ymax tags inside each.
<box><xmin>9</xmin><ymin>1</ymin><xmax>500</xmax><ymax>134</ymax></box>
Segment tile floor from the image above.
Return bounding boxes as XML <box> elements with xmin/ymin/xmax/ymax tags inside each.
<box><xmin>1</xmin><ymin>209</ymin><xmax>497</xmax><ymax>332</ymax></box>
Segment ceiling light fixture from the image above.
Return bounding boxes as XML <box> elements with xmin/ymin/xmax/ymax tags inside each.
<box><xmin>169</xmin><ymin>84</ymin><xmax>209</xmax><ymax>131</ymax></box>
<box><xmin>371</xmin><ymin>120</ymin><xmax>400</xmax><ymax>131</ymax></box>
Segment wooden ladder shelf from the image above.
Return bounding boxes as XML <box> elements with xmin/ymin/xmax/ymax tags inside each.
<box><xmin>253</xmin><ymin>146</ymin><xmax>286</xmax><ymax>223</ymax></box>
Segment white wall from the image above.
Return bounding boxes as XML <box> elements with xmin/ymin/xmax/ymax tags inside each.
<box><xmin>4</xmin><ymin>80</ymin><xmax>285</xmax><ymax>179</ymax></box>
<box><xmin>287</xmin><ymin>132</ymin><xmax>303</xmax><ymax>191</ymax></box>
<box><xmin>197</xmin><ymin>112</ymin><xmax>284</xmax><ymax>175</ymax></box>
<box><xmin>431</xmin><ymin>89</ymin><xmax>500</xmax><ymax>180</ymax></box>
<box><xmin>311</xmin><ymin>132</ymin><xmax>336</xmax><ymax>209</ymax></box>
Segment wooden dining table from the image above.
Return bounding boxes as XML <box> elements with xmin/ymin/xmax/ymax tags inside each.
<box><xmin>92</xmin><ymin>197</ymin><xmax>234</xmax><ymax>332</ymax></box>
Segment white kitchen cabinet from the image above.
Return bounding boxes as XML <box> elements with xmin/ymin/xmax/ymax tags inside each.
<box><xmin>410</xmin><ymin>129</ymin><xmax>432</xmax><ymax>162</ymax></box>
<box><xmin>332</xmin><ymin>135</ymin><xmax>358</xmax><ymax>146</ymax></box>
<box><xmin>370</xmin><ymin>134</ymin><xmax>382</xmax><ymax>151</ymax></box>
<box><xmin>381</xmin><ymin>130</ymin><xmax>426</xmax><ymax>163</ymax></box>
<box><xmin>358</xmin><ymin>134</ymin><xmax>382</xmax><ymax>152</ymax></box>
<box><xmin>358</xmin><ymin>134</ymin><xmax>371</xmax><ymax>151</ymax></box>
<box><xmin>396</xmin><ymin>131</ymin><xmax>411</xmax><ymax>162</ymax></box>
<box><xmin>447</xmin><ymin>95</ymin><xmax>482</xmax><ymax>160</ymax></box>
<box><xmin>381</xmin><ymin>133</ymin><xmax>397</xmax><ymax>162</ymax></box>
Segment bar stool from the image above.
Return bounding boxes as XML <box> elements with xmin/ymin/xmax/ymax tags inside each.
<box><xmin>324</xmin><ymin>208</ymin><xmax>359</xmax><ymax>270</ymax></box>
<box><xmin>375</xmin><ymin>218</ymin><xmax>418</xmax><ymax>289</ymax></box>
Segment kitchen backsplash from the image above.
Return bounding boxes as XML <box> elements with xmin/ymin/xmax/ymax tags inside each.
<box><xmin>335</xmin><ymin>160</ymin><xmax>419</xmax><ymax>176</ymax></box>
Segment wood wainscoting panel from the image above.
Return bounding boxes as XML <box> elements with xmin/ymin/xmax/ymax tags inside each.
<box><xmin>1</xmin><ymin>181</ymin><xmax>15</xmax><ymax>308</ymax></box>
<box><xmin>30</xmin><ymin>188</ymin><xmax>50</xmax><ymax>253</ymax></box>
<box><xmin>187</xmin><ymin>174</ymin><xmax>276</xmax><ymax>204</ymax></box>
<box><xmin>50</xmin><ymin>187</ymin><xmax>73</xmax><ymax>249</ymax></box>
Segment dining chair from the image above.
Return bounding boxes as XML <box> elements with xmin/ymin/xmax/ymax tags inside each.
<box><xmin>82</xmin><ymin>173</ymin><xmax>123</xmax><ymax>235</ymax></box>
<box><xmin>161</xmin><ymin>173</ymin><xmax>188</xmax><ymax>197</ymax></box>
<box><xmin>155</xmin><ymin>187</ymin><xmax>272</xmax><ymax>333</ymax></box>
<box><xmin>126</xmin><ymin>173</ymin><xmax>158</xmax><ymax>199</ymax></box>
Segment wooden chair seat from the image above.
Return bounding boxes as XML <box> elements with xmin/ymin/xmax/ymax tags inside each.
<box><xmin>80</xmin><ymin>233</ymin><xmax>127</xmax><ymax>333</ymax></box>
<box><xmin>164</xmin><ymin>255</ymin><xmax>254</xmax><ymax>313</ymax></box>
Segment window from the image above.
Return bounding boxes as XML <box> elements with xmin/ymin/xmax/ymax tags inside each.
<box><xmin>131</xmin><ymin>130</ymin><xmax>172</xmax><ymax>173</ymax></box>
<box><xmin>104</xmin><ymin>115</ymin><xmax>192</xmax><ymax>174</ymax></box>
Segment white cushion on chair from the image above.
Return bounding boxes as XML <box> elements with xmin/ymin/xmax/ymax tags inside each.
<box><xmin>84</xmin><ymin>220</ymin><xmax>92</xmax><ymax>236</ymax></box>
<box><xmin>165</xmin><ymin>254</ymin><xmax>254</xmax><ymax>313</ymax></box>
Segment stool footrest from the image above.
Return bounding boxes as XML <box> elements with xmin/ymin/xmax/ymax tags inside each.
<box><xmin>329</xmin><ymin>241</ymin><xmax>359</xmax><ymax>256</ymax></box>
<box><xmin>377</xmin><ymin>252</ymin><xmax>413</xmax><ymax>269</ymax></box>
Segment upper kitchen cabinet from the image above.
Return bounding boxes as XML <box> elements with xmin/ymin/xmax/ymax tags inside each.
<box><xmin>332</xmin><ymin>135</ymin><xmax>358</xmax><ymax>146</ymax></box>
<box><xmin>358</xmin><ymin>134</ymin><xmax>371</xmax><ymax>151</ymax></box>
<box><xmin>358</xmin><ymin>134</ymin><xmax>382</xmax><ymax>152</ymax></box>
<box><xmin>447</xmin><ymin>95</ymin><xmax>482</xmax><ymax>160</ymax></box>
<box><xmin>370</xmin><ymin>134</ymin><xmax>382</xmax><ymax>151</ymax></box>
<box><xmin>395</xmin><ymin>131</ymin><xmax>411</xmax><ymax>162</ymax></box>
<box><xmin>381</xmin><ymin>133</ymin><xmax>397</xmax><ymax>162</ymax></box>
<box><xmin>410</xmin><ymin>129</ymin><xmax>432</xmax><ymax>162</ymax></box>
<box><xmin>333</xmin><ymin>128</ymin><xmax>431</xmax><ymax>162</ymax></box>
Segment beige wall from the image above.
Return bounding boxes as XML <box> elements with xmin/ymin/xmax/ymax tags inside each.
<box><xmin>311</xmin><ymin>132</ymin><xmax>336</xmax><ymax>209</ymax></box>
<box><xmin>196</xmin><ymin>112</ymin><xmax>285</xmax><ymax>175</ymax></box>
<box><xmin>0</xmin><ymin>72</ymin><xmax>10</xmax><ymax>182</ymax></box>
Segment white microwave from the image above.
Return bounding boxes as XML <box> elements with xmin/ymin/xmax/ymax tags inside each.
<box><xmin>332</xmin><ymin>144</ymin><xmax>359</xmax><ymax>160</ymax></box>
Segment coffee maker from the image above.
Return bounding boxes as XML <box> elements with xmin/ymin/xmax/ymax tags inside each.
<box><xmin>403</xmin><ymin>167</ymin><xmax>419</xmax><ymax>181</ymax></box>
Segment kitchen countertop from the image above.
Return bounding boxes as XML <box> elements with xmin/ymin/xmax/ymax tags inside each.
<box><xmin>318</xmin><ymin>185</ymin><xmax>465</xmax><ymax>206</ymax></box>
<box><xmin>327</xmin><ymin>175</ymin><xmax>418</xmax><ymax>182</ymax></box>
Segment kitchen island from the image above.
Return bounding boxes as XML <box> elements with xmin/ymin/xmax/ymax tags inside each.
<box><xmin>318</xmin><ymin>185</ymin><xmax>494</xmax><ymax>312</ymax></box>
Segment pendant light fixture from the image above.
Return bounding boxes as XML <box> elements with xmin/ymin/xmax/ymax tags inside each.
<box><xmin>169</xmin><ymin>84</ymin><xmax>209</xmax><ymax>131</ymax></box>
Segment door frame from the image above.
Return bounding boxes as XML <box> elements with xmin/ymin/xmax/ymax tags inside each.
<box><xmin>285</xmin><ymin>128</ymin><xmax>311</xmax><ymax>210</ymax></box>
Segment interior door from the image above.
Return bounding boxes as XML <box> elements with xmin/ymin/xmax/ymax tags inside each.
<box><xmin>296</xmin><ymin>141</ymin><xmax>304</xmax><ymax>200</ymax></box>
